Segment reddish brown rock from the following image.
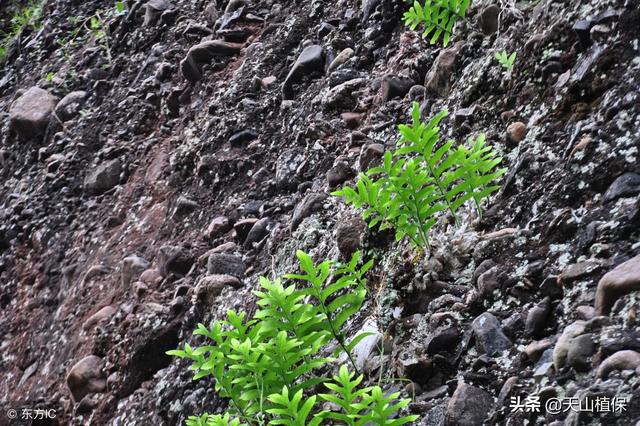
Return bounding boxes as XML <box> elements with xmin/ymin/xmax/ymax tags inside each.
<box><xmin>66</xmin><ymin>356</ymin><xmax>106</xmax><ymax>402</ymax></box>
<box><xmin>595</xmin><ymin>254</ymin><xmax>640</xmax><ymax>314</ymax></box>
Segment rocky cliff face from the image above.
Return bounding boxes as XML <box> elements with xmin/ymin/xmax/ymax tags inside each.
<box><xmin>1</xmin><ymin>0</ymin><xmax>639</xmax><ymax>425</ymax></box>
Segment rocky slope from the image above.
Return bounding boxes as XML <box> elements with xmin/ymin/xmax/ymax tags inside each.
<box><xmin>1</xmin><ymin>0</ymin><xmax>639</xmax><ymax>425</ymax></box>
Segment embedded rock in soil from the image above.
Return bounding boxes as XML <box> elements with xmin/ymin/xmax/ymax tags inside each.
<box><xmin>597</xmin><ymin>350</ymin><xmax>640</xmax><ymax>378</ymax></box>
<box><xmin>282</xmin><ymin>45</ymin><xmax>325</xmax><ymax>100</ymax></box>
<box><xmin>326</xmin><ymin>161</ymin><xmax>355</xmax><ymax>188</ymax></box>
<box><xmin>336</xmin><ymin>218</ymin><xmax>365</xmax><ymax>259</ymax></box>
<box><xmin>207</xmin><ymin>216</ymin><xmax>232</xmax><ymax>239</ymax></box>
<box><xmin>194</xmin><ymin>274</ymin><xmax>241</xmax><ymax>305</ymax></box>
<box><xmin>243</xmin><ymin>217</ymin><xmax>271</xmax><ymax>248</ymax></box>
<box><xmin>9</xmin><ymin>87</ymin><xmax>58</xmax><ymax>140</ymax></box>
<box><xmin>446</xmin><ymin>381</ymin><xmax>494</xmax><ymax>426</ymax></box>
<box><xmin>478</xmin><ymin>4</ymin><xmax>500</xmax><ymax>35</ymax></box>
<box><xmin>180</xmin><ymin>40</ymin><xmax>243</xmax><ymax>82</ymax></box>
<box><xmin>207</xmin><ymin>253</ymin><xmax>245</xmax><ymax>278</ymax></box>
<box><xmin>55</xmin><ymin>90</ymin><xmax>88</xmax><ymax>122</ymax></box>
<box><xmin>380</xmin><ymin>75</ymin><xmax>414</xmax><ymax>102</ymax></box>
<box><xmin>291</xmin><ymin>192</ymin><xmax>327</xmax><ymax>232</ymax></box>
<box><xmin>82</xmin><ymin>306</ymin><xmax>117</xmax><ymax>331</ymax></box>
<box><xmin>603</xmin><ymin>173</ymin><xmax>640</xmax><ymax>203</ymax></box>
<box><xmin>66</xmin><ymin>355</ymin><xmax>106</xmax><ymax>402</ymax></box>
<box><xmin>506</xmin><ymin>122</ymin><xmax>527</xmax><ymax>143</ymax></box>
<box><xmin>121</xmin><ymin>255</ymin><xmax>150</xmax><ymax>286</ymax></box>
<box><xmin>84</xmin><ymin>159</ymin><xmax>123</xmax><ymax>195</ymax></box>
<box><xmin>595</xmin><ymin>254</ymin><xmax>640</xmax><ymax>315</ymax></box>
<box><xmin>425</xmin><ymin>44</ymin><xmax>461</xmax><ymax>97</ymax></box>
<box><xmin>553</xmin><ymin>320</ymin><xmax>586</xmax><ymax>369</ymax></box>
<box><xmin>471</xmin><ymin>312</ymin><xmax>512</xmax><ymax>356</ymax></box>
<box><xmin>566</xmin><ymin>333</ymin><xmax>596</xmax><ymax>372</ymax></box>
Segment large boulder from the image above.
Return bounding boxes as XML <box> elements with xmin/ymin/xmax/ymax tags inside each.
<box><xmin>9</xmin><ymin>87</ymin><xmax>58</xmax><ymax>140</ymax></box>
<box><xmin>595</xmin><ymin>254</ymin><xmax>640</xmax><ymax>314</ymax></box>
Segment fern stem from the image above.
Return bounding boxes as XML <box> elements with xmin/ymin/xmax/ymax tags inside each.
<box><xmin>310</xmin><ymin>282</ymin><xmax>360</xmax><ymax>375</ymax></box>
<box><xmin>423</xmin><ymin>160</ymin><xmax>460</xmax><ymax>228</ymax></box>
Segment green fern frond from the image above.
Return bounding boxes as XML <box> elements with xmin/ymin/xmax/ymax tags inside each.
<box><xmin>403</xmin><ymin>0</ymin><xmax>471</xmax><ymax>46</ymax></box>
<box><xmin>333</xmin><ymin>101</ymin><xmax>506</xmax><ymax>249</ymax></box>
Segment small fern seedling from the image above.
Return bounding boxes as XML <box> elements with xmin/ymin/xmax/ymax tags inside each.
<box><xmin>495</xmin><ymin>50</ymin><xmax>516</xmax><ymax>70</ymax></box>
<box><xmin>403</xmin><ymin>0</ymin><xmax>471</xmax><ymax>46</ymax></box>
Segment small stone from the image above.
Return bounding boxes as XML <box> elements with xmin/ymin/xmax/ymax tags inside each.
<box><xmin>207</xmin><ymin>253</ymin><xmax>245</xmax><ymax>278</ymax></box>
<box><xmin>207</xmin><ymin>216</ymin><xmax>232</xmax><ymax>239</ymax></box>
<box><xmin>66</xmin><ymin>355</ymin><xmax>106</xmax><ymax>402</ymax></box>
<box><xmin>471</xmin><ymin>312</ymin><xmax>512</xmax><ymax>356</ymax></box>
<box><xmin>358</xmin><ymin>143</ymin><xmax>384</xmax><ymax>171</ymax></box>
<box><xmin>174</xmin><ymin>196</ymin><xmax>200</xmax><ymax>217</ymax></box>
<box><xmin>84</xmin><ymin>159</ymin><xmax>123</xmax><ymax>195</ymax></box>
<box><xmin>244</xmin><ymin>217</ymin><xmax>271</xmax><ymax>248</ymax></box>
<box><xmin>478</xmin><ymin>4</ymin><xmax>500</xmax><ymax>35</ymax></box>
<box><xmin>229</xmin><ymin>129</ymin><xmax>258</xmax><ymax>145</ymax></box>
<box><xmin>597</xmin><ymin>350</ymin><xmax>640</xmax><ymax>378</ymax></box>
<box><xmin>396</xmin><ymin>353</ymin><xmax>433</xmax><ymax>384</ymax></box>
<box><xmin>121</xmin><ymin>255</ymin><xmax>150</xmax><ymax>286</ymax></box>
<box><xmin>446</xmin><ymin>381</ymin><xmax>494</xmax><ymax>426</ymax></box>
<box><xmin>425</xmin><ymin>44</ymin><xmax>461</xmax><ymax>97</ymax></box>
<box><xmin>506</xmin><ymin>122</ymin><xmax>527</xmax><ymax>143</ymax></box>
<box><xmin>380</xmin><ymin>75</ymin><xmax>414</xmax><ymax>101</ymax></box>
<box><xmin>233</xmin><ymin>218</ymin><xmax>258</xmax><ymax>242</ymax></box>
<box><xmin>194</xmin><ymin>274</ymin><xmax>242</xmax><ymax>305</ymax></box>
<box><xmin>282</xmin><ymin>45</ymin><xmax>325</xmax><ymax>100</ymax></box>
<box><xmin>157</xmin><ymin>245</ymin><xmax>192</xmax><ymax>277</ymax></box>
<box><xmin>326</xmin><ymin>161</ymin><xmax>355</xmax><ymax>188</ymax></box>
<box><xmin>553</xmin><ymin>320</ymin><xmax>586</xmax><ymax>369</ymax></box>
<box><xmin>340</xmin><ymin>112</ymin><xmax>362</xmax><ymax>129</ymax></box>
<box><xmin>9</xmin><ymin>87</ymin><xmax>58</xmax><ymax>140</ymax></box>
<box><xmin>140</xmin><ymin>269</ymin><xmax>163</xmax><ymax>286</ymax></box>
<box><xmin>336</xmin><ymin>218</ymin><xmax>365</xmax><ymax>259</ymax></box>
<box><xmin>559</xmin><ymin>261</ymin><xmax>601</xmax><ymax>284</ymax></box>
<box><xmin>566</xmin><ymin>333</ymin><xmax>595</xmax><ymax>372</ymax></box>
<box><xmin>55</xmin><ymin>91</ymin><xmax>88</xmax><ymax>122</ymax></box>
<box><xmin>82</xmin><ymin>306</ymin><xmax>116</xmax><ymax>330</ymax></box>
<box><xmin>291</xmin><ymin>192</ymin><xmax>327</xmax><ymax>232</ymax></box>
<box><xmin>603</xmin><ymin>173</ymin><xmax>640</xmax><ymax>203</ymax></box>
<box><xmin>276</xmin><ymin>148</ymin><xmax>305</xmax><ymax>190</ymax></box>
<box><xmin>572</xmin><ymin>19</ymin><xmax>592</xmax><ymax>45</ymax></box>
<box><xmin>524</xmin><ymin>338</ymin><xmax>554</xmax><ymax>363</ymax></box>
<box><xmin>595</xmin><ymin>254</ymin><xmax>640</xmax><ymax>315</ymax></box>
<box><xmin>525</xmin><ymin>297</ymin><xmax>551</xmax><ymax>338</ymax></box>
<box><xmin>327</xmin><ymin>48</ymin><xmax>354</xmax><ymax>73</ymax></box>
<box><xmin>180</xmin><ymin>40</ymin><xmax>243</xmax><ymax>82</ymax></box>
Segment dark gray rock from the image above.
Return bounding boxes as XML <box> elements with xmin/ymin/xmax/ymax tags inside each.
<box><xmin>478</xmin><ymin>4</ymin><xmax>500</xmax><ymax>35</ymax></box>
<box><xmin>425</xmin><ymin>44</ymin><xmax>461</xmax><ymax>97</ymax></box>
<box><xmin>207</xmin><ymin>253</ymin><xmax>245</xmax><ymax>278</ymax></box>
<box><xmin>445</xmin><ymin>381</ymin><xmax>493</xmax><ymax>426</ymax></box>
<box><xmin>282</xmin><ymin>45</ymin><xmax>325</xmax><ymax>100</ymax></box>
<box><xmin>180</xmin><ymin>40</ymin><xmax>243</xmax><ymax>82</ymax></box>
<box><xmin>525</xmin><ymin>297</ymin><xmax>551</xmax><ymax>338</ymax></box>
<box><xmin>336</xmin><ymin>218</ymin><xmax>365</xmax><ymax>258</ymax></box>
<box><xmin>471</xmin><ymin>312</ymin><xmax>512</xmax><ymax>356</ymax></box>
<box><xmin>243</xmin><ymin>217</ymin><xmax>271</xmax><ymax>248</ymax></box>
<box><xmin>55</xmin><ymin>91</ymin><xmax>88</xmax><ymax>122</ymax></box>
<box><xmin>291</xmin><ymin>192</ymin><xmax>327</xmax><ymax>232</ymax></box>
<box><xmin>276</xmin><ymin>149</ymin><xmax>305</xmax><ymax>190</ymax></box>
<box><xmin>380</xmin><ymin>75</ymin><xmax>414</xmax><ymax>101</ymax></box>
<box><xmin>9</xmin><ymin>87</ymin><xmax>58</xmax><ymax>140</ymax></box>
<box><xmin>326</xmin><ymin>161</ymin><xmax>355</xmax><ymax>188</ymax></box>
<box><xmin>358</xmin><ymin>143</ymin><xmax>384</xmax><ymax>171</ymax></box>
<box><xmin>566</xmin><ymin>333</ymin><xmax>596</xmax><ymax>372</ymax></box>
<box><xmin>84</xmin><ymin>159</ymin><xmax>123</xmax><ymax>195</ymax></box>
<box><xmin>229</xmin><ymin>129</ymin><xmax>258</xmax><ymax>145</ymax></box>
<box><xmin>157</xmin><ymin>245</ymin><xmax>192</xmax><ymax>277</ymax></box>
<box><xmin>603</xmin><ymin>173</ymin><xmax>640</xmax><ymax>202</ymax></box>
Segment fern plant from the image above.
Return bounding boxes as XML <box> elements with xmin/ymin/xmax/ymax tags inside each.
<box><xmin>333</xmin><ymin>102</ymin><xmax>506</xmax><ymax>249</ymax></box>
<box><xmin>495</xmin><ymin>50</ymin><xmax>516</xmax><ymax>70</ymax></box>
<box><xmin>168</xmin><ymin>251</ymin><xmax>415</xmax><ymax>425</ymax></box>
<box><xmin>403</xmin><ymin>0</ymin><xmax>471</xmax><ymax>46</ymax></box>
